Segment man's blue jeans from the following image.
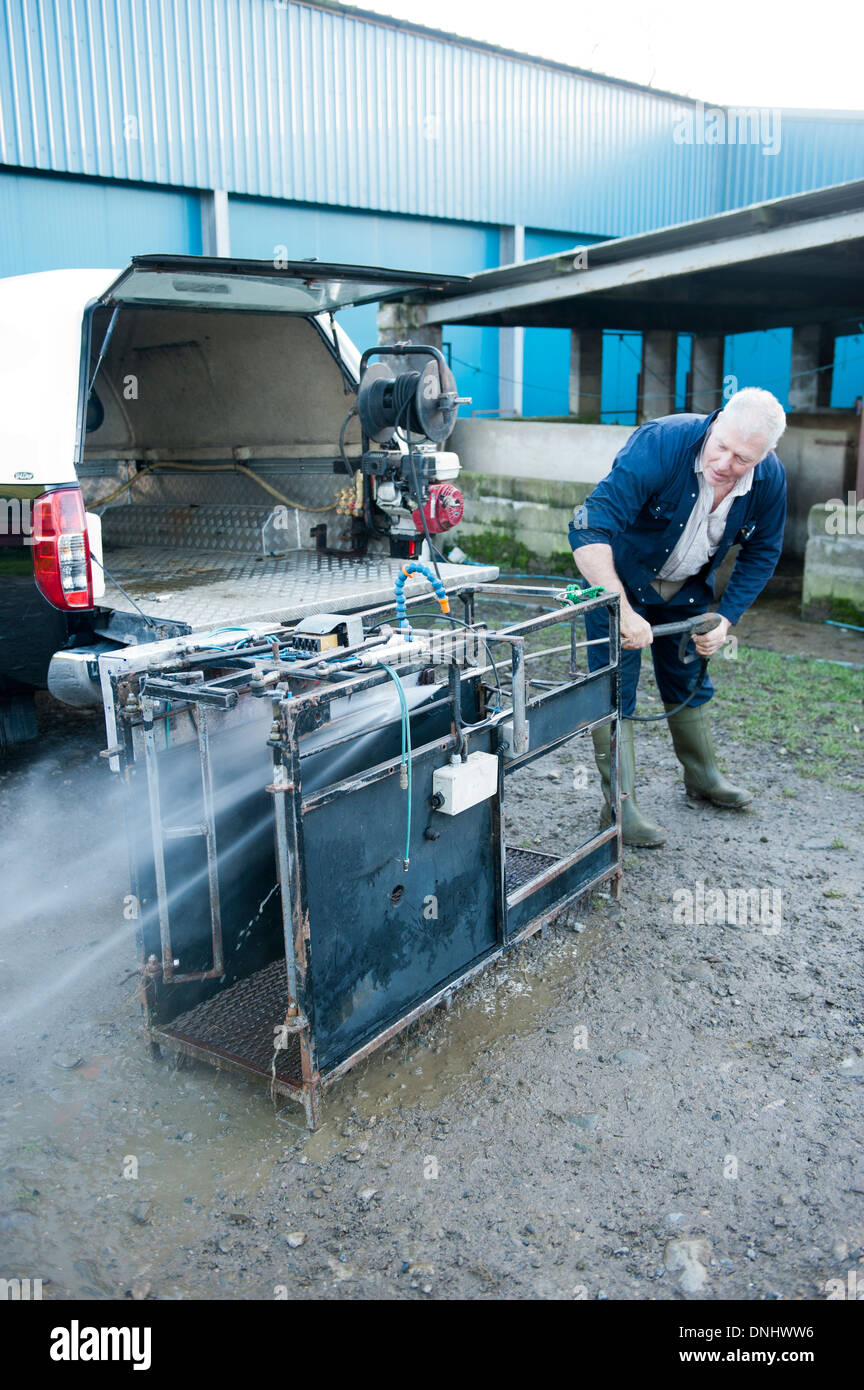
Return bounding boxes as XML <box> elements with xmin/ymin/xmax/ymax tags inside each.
<box><xmin>584</xmin><ymin>591</ymin><xmax>714</xmax><ymax>718</ymax></box>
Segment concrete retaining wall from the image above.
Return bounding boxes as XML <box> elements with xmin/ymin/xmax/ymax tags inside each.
<box><xmin>802</xmin><ymin>502</ymin><xmax>864</xmax><ymax>621</ymax></box>
<box><xmin>777</xmin><ymin>418</ymin><xmax>860</xmax><ymax>556</ymax></box>
<box><xmin>449</xmin><ymin>414</ymin><xmax>858</xmax><ymax>563</ymax></box>
<box><xmin>448</xmin><ymin>472</ymin><xmax>593</xmax><ymax>566</ymax></box>
<box><xmin>451</xmin><ymin>419</ymin><xmax>635</xmax><ymax>487</ymax></box>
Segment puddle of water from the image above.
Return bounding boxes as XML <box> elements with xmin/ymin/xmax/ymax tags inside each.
<box><xmin>0</xmin><ymin>1045</ymin><xmax>300</xmax><ymax>1296</ymax></box>
<box><xmin>0</xmin><ymin>910</ymin><xmax>603</xmax><ymax>1296</ymax></box>
<box><xmin>301</xmin><ymin>926</ymin><xmax>600</xmax><ymax>1160</ymax></box>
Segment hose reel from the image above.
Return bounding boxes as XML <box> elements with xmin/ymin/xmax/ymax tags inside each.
<box><xmin>356</xmin><ymin>344</ymin><xmax>468</xmax><ymax>444</ymax></box>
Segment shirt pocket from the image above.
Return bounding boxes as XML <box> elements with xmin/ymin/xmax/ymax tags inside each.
<box><xmin>644</xmin><ymin>494</ymin><xmax>677</xmax><ymax>525</ymax></box>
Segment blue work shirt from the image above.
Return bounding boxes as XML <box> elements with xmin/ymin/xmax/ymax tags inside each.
<box><xmin>568</xmin><ymin>410</ymin><xmax>787</xmax><ymax>626</ymax></box>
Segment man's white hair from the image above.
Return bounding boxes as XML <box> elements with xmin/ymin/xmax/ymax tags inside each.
<box><xmin>718</xmin><ymin>387</ymin><xmax>786</xmax><ymax>455</ymax></box>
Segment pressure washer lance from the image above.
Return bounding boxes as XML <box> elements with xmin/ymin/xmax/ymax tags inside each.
<box><xmin>628</xmin><ymin>612</ymin><xmax>723</xmax><ymax>723</ymax></box>
<box><xmin>650</xmin><ymin>612</ymin><xmax>723</xmax><ymax>663</ymax></box>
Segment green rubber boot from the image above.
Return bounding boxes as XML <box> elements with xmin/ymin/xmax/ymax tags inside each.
<box><xmin>665</xmin><ymin>702</ymin><xmax>752</xmax><ymax>808</ymax></box>
<box><xmin>591</xmin><ymin>720</ymin><xmax>667</xmax><ymax>848</ymax></box>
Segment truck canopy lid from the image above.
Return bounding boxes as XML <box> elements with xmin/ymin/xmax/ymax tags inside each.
<box><xmin>0</xmin><ymin>257</ymin><xmax>466</xmax><ymax>488</ymax></box>
<box><xmin>100</xmin><ymin>255</ymin><xmax>467</xmax><ymax>313</ymax></box>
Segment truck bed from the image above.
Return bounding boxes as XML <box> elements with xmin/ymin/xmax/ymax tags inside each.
<box><xmin>98</xmin><ymin>504</ymin><xmax>496</xmax><ymax>633</ymax></box>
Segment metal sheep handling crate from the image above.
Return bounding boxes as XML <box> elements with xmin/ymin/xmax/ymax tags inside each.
<box><xmin>102</xmin><ymin>585</ymin><xmax>622</xmax><ymax>1128</ymax></box>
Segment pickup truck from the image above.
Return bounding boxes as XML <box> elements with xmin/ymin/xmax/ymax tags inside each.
<box><xmin>0</xmin><ymin>255</ymin><xmax>495</xmax><ymax>746</ymax></box>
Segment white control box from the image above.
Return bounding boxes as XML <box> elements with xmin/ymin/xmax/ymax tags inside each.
<box><xmin>432</xmin><ymin>750</ymin><xmax>499</xmax><ymax>815</ymax></box>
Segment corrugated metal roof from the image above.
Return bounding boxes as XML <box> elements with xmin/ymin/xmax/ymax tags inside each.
<box><xmin>449</xmin><ymin>177</ymin><xmax>864</xmax><ymax>292</ymax></box>
<box><xmin>417</xmin><ymin>177</ymin><xmax>864</xmax><ymax>334</ymax></box>
<box><xmin>1</xmin><ymin>0</ymin><xmax>862</xmax><ymax>237</ymax></box>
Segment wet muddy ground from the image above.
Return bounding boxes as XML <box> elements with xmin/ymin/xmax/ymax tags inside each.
<box><xmin>1</xmin><ymin>604</ymin><xmax>862</xmax><ymax>1301</ymax></box>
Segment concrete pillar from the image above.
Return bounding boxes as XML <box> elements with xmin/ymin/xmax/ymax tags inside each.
<box><xmin>789</xmin><ymin>325</ymin><xmax>836</xmax><ymax>411</ymax></box>
<box><xmin>376</xmin><ymin>301</ymin><xmax>443</xmax><ymax>377</ymax></box>
<box><xmin>568</xmin><ymin>330</ymin><xmax>604</xmax><ymax>419</ymax></box>
<box><xmin>200</xmin><ymin>189</ymin><xmax>230</xmax><ymax>257</ymax></box>
<box><xmin>687</xmin><ymin>335</ymin><xmax>724</xmax><ymax>414</ymax></box>
<box><xmin>638</xmin><ymin>330</ymin><xmax>677</xmax><ymax>420</ymax></box>
<box><xmin>498</xmin><ymin>226</ymin><xmax>525</xmax><ymax>416</ymax></box>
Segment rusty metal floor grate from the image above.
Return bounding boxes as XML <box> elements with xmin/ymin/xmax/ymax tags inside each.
<box><xmin>156</xmin><ymin>960</ymin><xmax>303</xmax><ymax>1090</ymax></box>
<box><xmin>505</xmin><ymin>846</ymin><xmax>560</xmax><ymax>894</ymax></box>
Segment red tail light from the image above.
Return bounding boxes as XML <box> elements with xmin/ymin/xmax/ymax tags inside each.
<box><xmin>32</xmin><ymin>487</ymin><xmax>94</xmax><ymax>610</ymax></box>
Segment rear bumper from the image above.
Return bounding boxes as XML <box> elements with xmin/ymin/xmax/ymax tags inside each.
<box><xmin>47</xmin><ymin>646</ymin><xmax>108</xmax><ymax>707</ymax></box>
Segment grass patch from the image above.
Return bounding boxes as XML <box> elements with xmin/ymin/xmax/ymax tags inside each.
<box><xmin>707</xmin><ymin>645</ymin><xmax>864</xmax><ymax>791</ymax></box>
<box><xmin>455</xmin><ymin>527</ymin><xmax>576</xmax><ymax>577</ymax></box>
<box><xmin>827</xmin><ymin>597</ymin><xmax>864</xmax><ymax>628</ymax></box>
<box><xmin>803</xmin><ymin>595</ymin><xmax>864</xmax><ymax>627</ymax></box>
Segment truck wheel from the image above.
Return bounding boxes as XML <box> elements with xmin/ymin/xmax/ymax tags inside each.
<box><xmin>0</xmin><ymin>692</ymin><xmax>39</xmax><ymax>753</ymax></box>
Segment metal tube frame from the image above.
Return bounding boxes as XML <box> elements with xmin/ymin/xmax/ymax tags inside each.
<box><xmin>139</xmin><ymin>697</ymin><xmax>226</xmax><ymax>984</ymax></box>
<box><xmin>122</xmin><ymin>587</ymin><xmax>622</xmax><ymax>1125</ymax></box>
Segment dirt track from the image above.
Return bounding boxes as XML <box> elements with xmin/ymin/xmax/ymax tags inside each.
<box><xmin>1</xmin><ymin>621</ymin><xmax>862</xmax><ymax>1301</ymax></box>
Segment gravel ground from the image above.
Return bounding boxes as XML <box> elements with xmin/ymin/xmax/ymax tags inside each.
<box><xmin>1</xmin><ymin>623</ymin><xmax>862</xmax><ymax>1302</ymax></box>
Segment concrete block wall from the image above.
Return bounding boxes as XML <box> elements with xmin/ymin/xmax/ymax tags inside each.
<box><xmin>802</xmin><ymin>503</ymin><xmax>864</xmax><ymax>621</ymax></box>
<box><xmin>447</xmin><ymin>472</ymin><xmax>594</xmax><ymax>566</ymax></box>
<box><xmin>451</xmin><ymin>419</ymin><xmax>635</xmax><ymax>487</ymax></box>
<box><xmin>774</xmin><ymin>416</ymin><xmax>859</xmax><ymax>556</ymax></box>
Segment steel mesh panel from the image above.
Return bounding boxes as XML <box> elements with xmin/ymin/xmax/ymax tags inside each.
<box><xmin>158</xmin><ymin>960</ymin><xmax>303</xmax><ymax>1088</ymax></box>
<box><xmin>505</xmin><ymin>846</ymin><xmax>560</xmax><ymax>894</ymax></box>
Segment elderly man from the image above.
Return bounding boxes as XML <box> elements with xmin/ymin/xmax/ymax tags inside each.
<box><xmin>570</xmin><ymin>387</ymin><xmax>787</xmax><ymax>847</ymax></box>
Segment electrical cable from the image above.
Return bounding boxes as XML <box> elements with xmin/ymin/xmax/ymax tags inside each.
<box><xmin>400</xmin><ymin>610</ymin><xmax>504</xmax><ymax>714</ymax></box>
<box><xmin>338</xmin><ymin>406</ymin><xmax>358</xmax><ymax>475</ymax></box>
<box><xmin>406</xmin><ymin>448</ymin><xmax>443</xmax><ymax>584</ymax></box>
<box><xmin>391</xmin><ymin>371</ymin><xmax>423</xmax><ymax>435</ymax></box>
<box><xmin>383</xmin><ymin>369</ymin><xmax>445</xmax><ymax>585</ymax></box>
<box><xmin>363</xmin><ymin>471</ymin><xmax>391</xmax><ymax>537</ymax></box>
<box><xmin>389</xmin><ymin>382</ymin><xmax>442</xmax><ymax>581</ymax></box>
<box><xmin>192</xmin><ymin>627</ymin><xmax>264</xmax><ymax>650</ymax></box>
<box><xmin>89</xmin><ymin>553</ymin><xmax>157</xmax><ymax>629</ymax></box>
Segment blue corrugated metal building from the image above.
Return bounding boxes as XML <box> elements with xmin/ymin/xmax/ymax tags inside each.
<box><xmin>2</xmin><ymin>0</ymin><xmax>863</xmax><ymax>417</ymax></box>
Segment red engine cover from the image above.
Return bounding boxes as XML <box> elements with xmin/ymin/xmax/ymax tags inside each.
<box><xmin>412</xmin><ymin>483</ymin><xmax>464</xmax><ymax>535</ymax></box>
